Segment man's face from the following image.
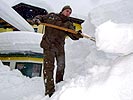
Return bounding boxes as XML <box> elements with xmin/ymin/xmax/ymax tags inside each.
<box><xmin>62</xmin><ymin>9</ymin><xmax>72</xmax><ymax>17</ymax></box>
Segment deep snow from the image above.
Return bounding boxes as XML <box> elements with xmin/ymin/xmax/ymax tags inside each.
<box><xmin>0</xmin><ymin>0</ymin><xmax>133</xmax><ymax>100</ymax></box>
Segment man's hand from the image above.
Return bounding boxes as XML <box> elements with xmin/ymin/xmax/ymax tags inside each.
<box><xmin>77</xmin><ymin>30</ymin><xmax>83</xmax><ymax>38</ymax></box>
<box><xmin>33</xmin><ymin>19</ymin><xmax>41</xmax><ymax>25</ymax></box>
<box><xmin>27</xmin><ymin>19</ymin><xmax>41</xmax><ymax>25</ymax></box>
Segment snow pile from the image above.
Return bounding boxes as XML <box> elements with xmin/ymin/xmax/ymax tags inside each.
<box><xmin>1</xmin><ymin>45</ymin><xmax>133</xmax><ymax>100</ymax></box>
<box><xmin>0</xmin><ymin>61</ymin><xmax>10</xmax><ymax>72</ymax></box>
<box><xmin>0</xmin><ymin>0</ymin><xmax>133</xmax><ymax>100</ymax></box>
<box><xmin>0</xmin><ymin>31</ymin><xmax>43</xmax><ymax>53</ymax></box>
<box><xmin>87</xmin><ymin>0</ymin><xmax>133</xmax><ymax>36</ymax></box>
<box><xmin>95</xmin><ymin>21</ymin><xmax>133</xmax><ymax>55</ymax></box>
<box><xmin>0</xmin><ymin>60</ymin><xmax>44</xmax><ymax>100</ymax></box>
<box><xmin>90</xmin><ymin>0</ymin><xmax>133</xmax><ymax>27</ymax></box>
<box><xmin>52</xmin><ymin>53</ymin><xmax>133</xmax><ymax>100</ymax></box>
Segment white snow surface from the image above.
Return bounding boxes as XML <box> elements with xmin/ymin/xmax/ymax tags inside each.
<box><xmin>0</xmin><ymin>0</ymin><xmax>133</xmax><ymax>100</ymax></box>
<box><xmin>95</xmin><ymin>20</ymin><xmax>133</xmax><ymax>55</ymax></box>
<box><xmin>90</xmin><ymin>0</ymin><xmax>133</xmax><ymax>26</ymax></box>
<box><xmin>0</xmin><ymin>31</ymin><xmax>43</xmax><ymax>53</ymax></box>
<box><xmin>1</xmin><ymin>46</ymin><xmax>133</xmax><ymax>100</ymax></box>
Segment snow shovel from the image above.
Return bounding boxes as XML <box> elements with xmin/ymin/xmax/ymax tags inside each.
<box><xmin>42</xmin><ymin>23</ymin><xmax>96</xmax><ymax>42</ymax></box>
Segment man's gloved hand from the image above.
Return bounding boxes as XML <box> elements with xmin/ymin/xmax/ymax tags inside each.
<box><xmin>76</xmin><ymin>30</ymin><xmax>83</xmax><ymax>38</ymax></box>
<box><xmin>27</xmin><ymin>19</ymin><xmax>41</xmax><ymax>25</ymax></box>
<box><xmin>33</xmin><ymin>19</ymin><xmax>41</xmax><ymax>25</ymax></box>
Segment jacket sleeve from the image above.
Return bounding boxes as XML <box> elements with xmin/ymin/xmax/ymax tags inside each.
<box><xmin>31</xmin><ymin>13</ymin><xmax>57</xmax><ymax>25</ymax></box>
<box><xmin>66</xmin><ymin>22</ymin><xmax>83</xmax><ymax>40</ymax></box>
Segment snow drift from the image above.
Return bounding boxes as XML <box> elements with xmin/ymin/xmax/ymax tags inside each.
<box><xmin>95</xmin><ymin>20</ymin><xmax>133</xmax><ymax>55</ymax></box>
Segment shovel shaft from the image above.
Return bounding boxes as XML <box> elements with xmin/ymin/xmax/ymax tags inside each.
<box><xmin>42</xmin><ymin>23</ymin><xmax>95</xmax><ymax>42</ymax></box>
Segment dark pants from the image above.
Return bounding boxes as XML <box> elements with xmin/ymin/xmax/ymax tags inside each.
<box><xmin>43</xmin><ymin>47</ymin><xmax>65</xmax><ymax>96</ymax></box>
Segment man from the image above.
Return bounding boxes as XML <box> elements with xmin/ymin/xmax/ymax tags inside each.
<box><xmin>32</xmin><ymin>5</ymin><xmax>83</xmax><ymax>97</ymax></box>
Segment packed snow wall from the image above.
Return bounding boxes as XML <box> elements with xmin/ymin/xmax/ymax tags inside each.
<box><xmin>89</xmin><ymin>0</ymin><xmax>133</xmax><ymax>27</ymax></box>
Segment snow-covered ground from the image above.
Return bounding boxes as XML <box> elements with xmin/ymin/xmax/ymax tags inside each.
<box><xmin>1</xmin><ymin>0</ymin><xmax>133</xmax><ymax>100</ymax></box>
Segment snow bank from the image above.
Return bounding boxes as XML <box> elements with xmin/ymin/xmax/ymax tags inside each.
<box><xmin>1</xmin><ymin>0</ymin><xmax>133</xmax><ymax>100</ymax></box>
<box><xmin>90</xmin><ymin>0</ymin><xmax>133</xmax><ymax>27</ymax></box>
<box><xmin>53</xmin><ymin>54</ymin><xmax>133</xmax><ymax>100</ymax></box>
<box><xmin>95</xmin><ymin>21</ymin><xmax>133</xmax><ymax>55</ymax></box>
<box><xmin>0</xmin><ymin>60</ymin><xmax>44</xmax><ymax>100</ymax></box>
<box><xmin>0</xmin><ymin>61</ymin><xmax>10</xmax><ymax>72</ymax></box>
